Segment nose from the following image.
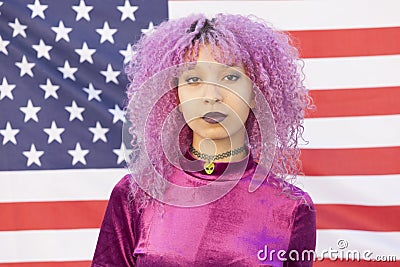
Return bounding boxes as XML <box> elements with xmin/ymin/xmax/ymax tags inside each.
<box><xmin>203</xmin><ymin>82</ymin><xmax>223</xmax><ymax>104</ymax></box>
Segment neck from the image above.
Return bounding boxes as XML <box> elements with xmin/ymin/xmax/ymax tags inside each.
<box><xmin>191</xmin><ymin>128</ymin><xmax>247</xmax><ymax>162</ymax></box>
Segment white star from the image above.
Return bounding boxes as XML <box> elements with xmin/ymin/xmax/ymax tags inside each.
<box><xmin>8</xmin><ymin>18</ymin><xmax>28</xmax><ymax>38</ymax></box>
<box><xmin>100</xmin><ymin>64</ymin><xmax>120</xmax><ymax>84</ymax></box>
<box><xmin>23</xmin><ymin>144</ymin><xmax>44</xmax><ymax>167</ymax></box>
<box><xmin>96</xmin><ymin>21</ymin><xmax>117</xmax><ymax>44</ymax></box>
<box><xmin>83</xmin><ymin>83</ymin><xmax>102</xmax><ymax>101</ymax></box>
<box><xmin>65</xmin><ymin>100</ymin><xmax>85</xmax><ymax>121</ymax></box>
<box><xmin>68</xmin><ymin>142</ymin><xmax>89</xmax><ymax>166</ymax></box>
<box><xmin>0</xmin><ymin>35</ymin><xmax>10</xmax><ymax>55</ymax></box>
<box><xmin>0</xmin><ymin>122</ymin><xmax>20</xmax><ymax>145</ymax></box>
<box><xmin>0</xmin><ymin>77</ymin><xmax>16</xmax><ymax>100</ymax></box>
<box><xmin>119</xmin><ymin>43</ymin><xmax>136</xmax><ymax>64</ymax></box>
<box><xmin>141</xmin><ymin>21</ymin><xmax>155</xmax><ymax>35</ymax></box>
<box><xmin>113</xmin><ymin>142</ymin><xmax>132</xmax><ymax>164</ymax></box>
<box><xmin>89</xmin><ymin>121</ymin><xmax>109</xmax><ymax>143</ymax></box>
<box><xmin>58</xmin><ymin>60</ymin><xmax>78</xmax><ymax>81</ymax></box>
<box><xmin>43</xmin><ymin>121</ymin><xmax>65</xmax><ymax>144</ymax></box>
<box><xmin>0</xmin><ymin>2</ymin><xmax>3</xmax><ymax>15</ymax></box>
<box><xmin>20</xmin><ymin>99</ymin><xmax>41</xmax><ymax>122</ymax></box>
<box><xmin>72</xmin><ymin>0</ymin><xmax>93</xmax><ymax>21</ymax></box>
<box><xmin>32</xmin><ymin>39</ymin><xmax>52</xmax><ymax>59</ymax></box>
<box><xmin>39</xmin><ymin>78</ymin><xmax>59</xmax><ymax>99</ymax></box>
<box><xmin>108</xmin><ymin>104</ymin><xmax>126</xmax><ymax>124</ymax></box>
<box><xmin>15</xmin><ymin>55</ymin><xmax>35</xmax><ymax>77</ymax></box>
<box><xmin>74</xmin><ymin>42</ymin><xmax>95</xmax><ymax>63</ymax></box>
<box><xmin>27</xmin><ymin>0</ymin><xmax>48</xmax><ymax>19</ymax></box>
<box><xmin>117</xmin><ymin>0</ymin><xmax>138</xmax><ymax>22</ymax></box>
<box><xmin>51</xmin><ymin>20</ymin><xmax>72</xmax><ymax>42</ymax></box>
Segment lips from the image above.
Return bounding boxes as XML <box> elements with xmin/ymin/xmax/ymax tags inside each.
<box><xmin>202</xmin><ymin>112</ymin><xmax>227</xmax><ymax>124</ymax></box>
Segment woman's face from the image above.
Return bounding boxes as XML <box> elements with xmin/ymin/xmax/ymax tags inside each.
<box><xmin>177</xmin><ymin>45</ymin><xmax>254</xmax><ymax>141</ymax></box>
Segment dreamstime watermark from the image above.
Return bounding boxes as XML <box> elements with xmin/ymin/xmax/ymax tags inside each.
<box><xmin>257</xmin><ymin>245</ymin><xmax>316</xmax><ymax>263</ymax></box>
<box><xmin>317</xmin><ymin>239</ymin><xmax>397</xmax><ymax>262</ymax></box>
<box><xmin>257</xmin><ymin>239</ymin><xmax>397</xmax><ymax>263</ymax></box>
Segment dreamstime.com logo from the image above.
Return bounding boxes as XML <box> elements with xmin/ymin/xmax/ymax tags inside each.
<box><xmin>257</xmin><ymin>239</ymin><xmax>397</xmax><ymax>263</ymax></box>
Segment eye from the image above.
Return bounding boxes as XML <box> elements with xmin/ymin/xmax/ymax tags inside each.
<box><xmin>186</xmin><ymin>77</ymin><xmax>201</xmax><ymax>84</ymax></box>
<box><xmin>223</xmin><ymin>74</ymin><xmax>240</xmax><ymax>82</ymax></box>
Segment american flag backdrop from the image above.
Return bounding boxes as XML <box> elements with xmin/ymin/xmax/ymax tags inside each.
<box><xmin>0</xmin><ymin>0</ymin><xmax>399</xmax><ymax>266</ymax></box>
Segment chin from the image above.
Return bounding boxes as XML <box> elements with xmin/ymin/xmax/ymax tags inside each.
<box><xmin>196</xmin><ymin>126</ymin><xmax>247</xmax><ymax>142</ymax></box>
<box><xmin>195</xmin><ymin>127</ymin><xmax>230</xmax><ymax>140</ymax></box>
<box><xmin>188</xmin><ymin>119</ymin><xmax>246</xmax><ymax>140</ymax></box>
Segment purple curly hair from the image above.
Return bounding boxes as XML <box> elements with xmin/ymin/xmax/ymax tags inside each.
<box><xmin>124</xmin><ymin>13</ymin><xmax>315</xmax><ymax>211</ymax></box>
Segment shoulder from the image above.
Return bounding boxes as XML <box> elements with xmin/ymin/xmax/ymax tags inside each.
<box><xmin>108</xmin><ymin>173</ymin><xmax>132</xmax><ymax>205</ymax></box>
<box><xmin>285</xmin><ymin>181</ymin><xmax>317</xmax><ymax>251</ymax></box>
<box><xmin>288</xmin><ymin>182</ymin><xmax>315</xmax><ymax>209</ymax></box>
<box><xmin>282</xmin><ymin>181</ymin><xmax>316</xmax><ymax>228</ymax></box>
<box><xmin>257</xmin><ymin>172</ymin><xmax>315</xmax><ymax>211</ymax></box>
<box><xmin>284</xmin><ymin>180</ymin><xmax>316</xmax><ymax>216</ymax></box>
<box><xmin>114</xmin><ymin>173</ymin><xmax>132</xmax><ymax>191</ymax></box>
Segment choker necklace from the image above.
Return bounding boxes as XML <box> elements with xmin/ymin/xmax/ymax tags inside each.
<box><xmin>189</xmin><ymin>145</ymin><xmax>249</xmax><ymax>174</ymax></box>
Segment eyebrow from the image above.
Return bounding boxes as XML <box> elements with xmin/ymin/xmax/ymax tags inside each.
<box><xmin>185</xmin><ymin>62</ymin><xmax>238</xmax><ymax>71</ymax></box>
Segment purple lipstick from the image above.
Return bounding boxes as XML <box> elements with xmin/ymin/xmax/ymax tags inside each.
<box><xmin>202</xmin><ymin>112</ymin><xmax>227</xmax><ymax>124</ymax></box>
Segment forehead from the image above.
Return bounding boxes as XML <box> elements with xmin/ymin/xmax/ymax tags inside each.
<box><xmin>195</xmin><ymin>45</ymin><xmax>219</xmax><ymax>61</ymax></box>
<box><xmin>184</xmin><ymin>44</ymin><xmax>243</xmax><ymax>69</ymax></box>
<box><xmin>183</xmin><ymin>47</ymin><xmax>244</xmax><ymax>74</ymax></box>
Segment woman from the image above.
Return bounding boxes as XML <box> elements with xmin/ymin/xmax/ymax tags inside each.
<box><xmin>92</xmin><ymin>13</ymin><xmax>316</xmax><ymax>266</ymax></box>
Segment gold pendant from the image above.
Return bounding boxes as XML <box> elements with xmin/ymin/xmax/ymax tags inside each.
<box><xmin>204</xmin><ymin>161</ymin><xmax>215</xmax><ymax>174</ymax></box>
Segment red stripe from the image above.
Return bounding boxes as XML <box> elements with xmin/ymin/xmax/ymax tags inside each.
<box><xmin>316</xmin><ymin>204</ymin><xmax>400</xmax><ymax>231</ymax></box>
<box><xmin>0</xmin><ymin>200</ymin><xmax>107</xmax><ymax>231</ymax></box>
<box><xmin>0</xmin><ymin>261</ymin><xmax>91</xmax><ymax>267</ymax></box>
<box><xmin>289</xmin><ymin>27</ymin><xmax>400</xmax><ymax>58</ymax></box>
<box><xmin>300</xmin><ymin>147</ymin><xmax>400</xmax><ymax>175</ymax></box>
<box><xmin>314</xmin><ymin>260</ymin><xmax>399</xmax><ymax>267</ymax></box>
<box><xmin>306</xmin><ymin>86</ymin><xmax>400</xmax><ymax>118</ymax></box>
<box><xmin>3</xmin><ymin>201</ymin><xmax>400</xmax><ymax>233</ymax></box>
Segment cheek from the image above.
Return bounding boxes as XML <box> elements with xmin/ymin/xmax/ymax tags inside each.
<box><xmin>240</xmin><ymin>85</ymin><xmax>254</xmax><ymax>104</ymax></box>
<box><xmin>224</xmin><ymin>94</ymin><xmax>251</xmax><ymax>122</ymax></box>
<box><xmin>225</xmin><ymin>89</ymin><xmax>252</xmax><ymax>109</ymax></box>
<box><xmin>177</xmin><ymin>86</ymin><xmax>198</xmax><ymax>103</ymax></box>
<box><xmin>177</xmin><ymin>88</ymin><xmax>191</xmax><ymax>112</ymax></box>
<box><xmin>226</xmin><ymin>80</ymin><xmax>253</xmax><ymax>102</ymax></box>
<box><xmin>236</xmin><ymin>104</ymin><xmax>251</xmax><ymax>121</ymax></box>
<box><xmin>177</xmin><ymin>87</ymin><xmax>185</xmax><ymax>103</ymax></box>
<box><xmin>178</xmin><ymin>94</ymin><xmax>202</xmax><ymax>121</ymax></box>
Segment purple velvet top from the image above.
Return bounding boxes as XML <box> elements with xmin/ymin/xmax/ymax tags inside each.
<box><xmin>91</xmin><ymin>151</ymin><xmax>316</xmax><ymax>266</ymax></box>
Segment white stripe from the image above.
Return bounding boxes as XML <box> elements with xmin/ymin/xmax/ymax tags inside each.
<box><xmin>0</xmin><ymin>229</ymin><xmax>99</xmax><ymax>262</ymax></box>
<box><xmin>0</xmin><ymin>228</ymin><xmax>398</xmax><ymax>262</ymax></box>
<box><xmin>296</xmin><ymin>174</ymin><xmax>400</xmax><ymax>206</ymax></box>
<box><xmin>0</xmin><ymin>168</ymin><xmax>127</xmax><ymax>203</ymax></box>
<box><xmin>168</xmin><ymin>0</ymin><xmax>400</xmax><ymax>30</ymax></box>
<box><xmin>1</xmin><ymin>170</ymin><xmax>398</xmax><ymax>206</ymax></box>
<box><xmin>301</xmin><ymin>114</ymin><xmax>400</xmax><ymax>149</ymax></box>
<box><xmin>316</xmin><ymin>229</ymin><xmax>400</xmax><ymax>260</ymax></box>
<box><xmin>303</xmin><ymin>55</ymin><xmax>400</xmax><ymax>89</ymax></box>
